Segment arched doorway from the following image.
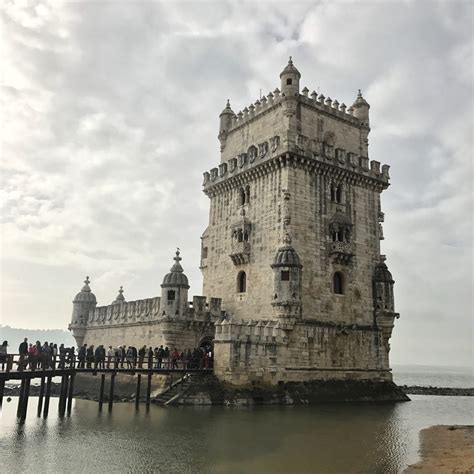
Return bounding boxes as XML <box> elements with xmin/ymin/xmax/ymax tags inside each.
<box><xmin>199</xmin><ymin>337</ymin><xmax>213</xmax><ymax>354</ymax></box>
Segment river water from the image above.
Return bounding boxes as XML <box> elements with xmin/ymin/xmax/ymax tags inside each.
<box><xmin>0</xmin><ymin>394</ymin><xmax>472</xmax><ymax>473</ymax></box>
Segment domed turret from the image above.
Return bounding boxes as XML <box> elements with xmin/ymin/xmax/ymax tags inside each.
<box><xmin>271</xmin><ymin>234</ymin><xmax>302</xmax><ymax>322</ymax></box>
<box><xmin>70</xmin><ymin>276</ymin><xmax>97</xmax><ymax>346</ymax></box>
<box><xmin>280</xmin><ymin>56</ymin><xmax>301</xmax><ymax>97</ymax></box>
<box><xmin>352</xmin><ymin>89</ymin><xmax>370</xmax><ymax>127</ymax></box>
<box><xmin>373</xmin><ymin>256</ymin><xmax>395</xmax><ymax>313</ymax></box>
<box><xmin>111</xmin><ymin>286</ymin><xmax>126</xmax><ymax>305</ymax></box>
<box><xmin>160</xmin><ymin>249</ymin><xmax>190</xmax><ymax>318</ymax></box>
<box><xmin>218</xmin><ymin>99</ymin><xmax>235</xmax><ymax>151</ymax></box>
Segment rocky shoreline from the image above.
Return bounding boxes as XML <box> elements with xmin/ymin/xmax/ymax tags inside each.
<box><xmin>401</xmin><ymin>385</ymin><xmax>474</xmax><ymax>396</ymax></box>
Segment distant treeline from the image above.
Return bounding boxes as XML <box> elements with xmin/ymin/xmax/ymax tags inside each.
<box><xmin>0</xmin><ymin>325</ymin><xmax>76</xmax><ymax>352</ymax></box>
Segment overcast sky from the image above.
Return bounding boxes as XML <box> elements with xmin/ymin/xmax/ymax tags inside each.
<box><xmin>1</xmin><ymin>0</ymin><xmax>472</xmax><ymax>367</ymax></box>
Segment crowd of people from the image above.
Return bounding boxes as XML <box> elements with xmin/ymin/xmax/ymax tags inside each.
<box><xmin>0</xmin><ymin>338</ymin><xmax>213</xmax><ymax>371</ymax></box>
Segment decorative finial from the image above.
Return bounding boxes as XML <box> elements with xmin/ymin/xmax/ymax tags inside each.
<box><xmin>226</xmin><ymin>99</ymin><xmax>230</xmax><ymax>108</ymax></box>
<box><xmin>283</xmin><ymin>233</ymin><xmax>292</xmax><ymax>245</ymax></box>
<box><xmin>358</xmin><ymin>89</ymin><xmax>362</xmax><ymax>97</ymax></box>
<box><xmin>119</xmin><ymin>286</ymin><xmax>123</xmax><ymax>295</ymax></box>
<box><xmin>84</xmin><ymin>276</ymin><xmax>90</xmax><ymax>285</ymax></box>
<box><xmin>174</xmin><ymin>248</ymin><xmax>181</xmax><ymax>262</ymax></box>
<box><xmin>288</xmin><ymin>56</ymin><xmax>293</xmax><ymax>65</ymax></box>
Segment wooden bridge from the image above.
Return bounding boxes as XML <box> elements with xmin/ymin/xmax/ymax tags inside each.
<box><xmin>0</xmin><ymin>354</ymin><xmax>212</xmax><ymax>421</ymax></box>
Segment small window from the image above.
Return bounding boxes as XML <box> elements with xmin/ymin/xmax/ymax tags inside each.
<box><xmin>237</xmin><ymin>271</ymin><xmax>246</xmax><ymax>293</ymax></box>
<box><xmin>245</xmin><ymin>185</ymin><xmax>250</xmax><ymax>204</ymax></box>
<box><xmin>202</xmin><ymin>247</ymin><xmax>208</xmax><ymax>259</ymax></box>
<box><xmin>239</xmin><ymin>188</ymin><xmax>246</xmax><ymax>206</ymax></box>
<box><xmin>336</xmin><ymin>185</ymin><xmax>343</xmax><ymax>203</ymax></box>
<box><xmin>333</xmin><ymin>272</ymin><xmax>344</xmax><ymax>295</ymax></box>
<box><xmin>281</xmin><ymin>270</ymin><xmax>290</xmax><ymax>281</ymax></box>
<box><xmin>286</xmin><ymin>78</ymin><xmax>292</xmax><ymax>85</ymax></box>
<box><xmin>167</xmin><ymin>290</ymin><xmax>176</xmax><ymax>301</ymax></box>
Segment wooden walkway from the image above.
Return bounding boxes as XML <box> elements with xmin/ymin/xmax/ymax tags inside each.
<box><xmin>0</xmin><ymin>354</ymin><xmax>212</xmax><ymax>420</ymax></box>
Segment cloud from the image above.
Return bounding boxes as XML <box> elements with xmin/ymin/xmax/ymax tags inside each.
<box><xmin>1</xmin><ymin>0</ymin><xmax>472</xmax><ymax>366</ymax></box>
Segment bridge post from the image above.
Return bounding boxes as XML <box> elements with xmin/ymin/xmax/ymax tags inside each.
<box><xmin>98</xmin><ymin>373</ymin><xmax>105</xmax><ymax>412</ymax></box>
<box><xmin>43</xmin><ymin>376</ymin><xmax>52</xmax><ymax>417</ymax></box>
<box><xmin>37</xmin><ymin>376</ymin><xmax>45</xmax><ymax>416</ymax></box>
<box><xmin>135</xmin><ymin>374</ymin><xmax>141</xmax><ymax>410</ymax></box>
<box><xmin>67</xmin><ymin>373</ymin><xmax>75</xmax><ymax>416</ymax></box>
<box><xmin>17</xmin><ymin>378</ymin><xmax>26</xmax><ymax>418</ymax></box>
<box><xmin>0</xmin><ymin>378</ymin><xmax>5</xmax><ymax>408</ymax></box>
<box><xmin>108</xmin><ymin>373</ymin><xmax>115</xmax><ymax>412</ymax></box>
<box><xmin>146</xmin><ymin>373</ymin><xmax>152</xmax><ymax>410</ymax></box>
<box><xmin>58</xmin><ymin>375</ymin><xmax>68</xmax><ymax>417</ymax></box>
<box><xmin>20</xmin><ymin>377</ymin><xmax>31</xmax><ymax>420</ymax></box>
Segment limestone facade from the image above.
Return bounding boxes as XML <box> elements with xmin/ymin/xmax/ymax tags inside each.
<box><xmin>202</xmin><ymin>59</ymin><xmax>399</xmax><ymax>385</ymax></box>
<box><xmin>69</xmin><ymin>59</ymin><xmax>400</xmax><ymax>388</ymax></box>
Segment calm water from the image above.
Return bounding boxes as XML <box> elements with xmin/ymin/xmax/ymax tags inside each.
<box><xmin>0</xmin><ymin>395</ymin><xmax>472</xmax><ymax>473</ymax></box>
<box><xmin>393</xmin><ymin>364</ymin><xmax>473</xmax><ymax>388</ymax></box>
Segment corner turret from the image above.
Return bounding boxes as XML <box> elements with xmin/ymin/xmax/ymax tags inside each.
<box><xmin>352</xmin><ymin>89</ymin><xmax>370</xmax><ymax>128</ymax></box>
<box><xmin>280</xmin><ymin>56</ymin><xmax>300</xmax><ymax>97</ymax></box>
<box><xmin>218</xmin><ymin>99</ymin><xmax>235</xmax><ymax>152</ymax></box>
<box><xmin>160</xmin><ymin>249</ymin><xmax>190</xmax><ymax>318</ymax></box>
<box><xmin>271</xmin><ymin>233</ymin><xmax>303</xmax><ymax>325</ymax></box>
<box><xmin>69</xmin><ymin>276</ymin><xmax>97</xmax><ymax>346</ymax></box>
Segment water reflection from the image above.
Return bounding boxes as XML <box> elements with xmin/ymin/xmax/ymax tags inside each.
<box><xmin>1</xmin><ymin>396</ymin><xmax>473</xmax><ymax>473</ymax></box>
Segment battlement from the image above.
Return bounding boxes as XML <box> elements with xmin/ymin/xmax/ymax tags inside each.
<box><xmin>203</xmin><ymin>149</ymin><xmax>390</xmax><ymax>193</ymax></box>
<box><xmin>227</xmin><ymin>87</ymin><xmax>360</xmax><ymax>134</ymax></box>
<box><xmin>81</xmin><ymin>295</ymin><xmax>222</xmax><ymax>327</ymax></box>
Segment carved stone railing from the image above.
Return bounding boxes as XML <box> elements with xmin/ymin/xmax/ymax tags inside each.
<box><xmin>329</xmin><ymin>241</ymin><xmax>354</xmax><ymax>264</ymax></box>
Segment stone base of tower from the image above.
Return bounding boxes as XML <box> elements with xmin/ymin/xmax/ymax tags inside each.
<box><xmin>213</xmin><ymin>318</ymin><xmax>400</xmax><ymax>392</ymax></box>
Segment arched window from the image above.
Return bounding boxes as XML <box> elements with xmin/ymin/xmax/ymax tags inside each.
<box><xmin>239</xmin><ymin>188</ymin><xmax>246</xmax><ymax>206</ymax></box>
<box><xmin>237</xmin><ymin>271</ymin><xmax>246</xmax><ymax>293</ymax></box>
<box><xmin>333</xmin><ymin>272</ymin><xmax>344</xmax><ymax>295</ymax></box>
<box><xmin>245</xmin><ymin>185</ymin><xmax>250</xmax><ymax>204</ymax></box>
<box><xmin>167</xmin><ymin>290</ymin><xmax>176</xmax><ymax>301</ymax></box>
<box><xmin>336</xmin><ymin>185</ymin><xmax>343</xmax><ymax>203</ymax></box>
<box><xmin>330</xmin><ymin>184</ymin><xmax>336</xmax><ymax>202</ymax></box>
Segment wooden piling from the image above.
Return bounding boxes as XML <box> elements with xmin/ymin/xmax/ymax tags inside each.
<box><xmin>58</xmin><ymin>375</ymin><xmax>68</xmax><ymax>416</ymax></box>
<box><xmin>37</xmin><ymin>377</ymin><xmax>45</xmax><ymax>416</ymax></box>
<box><xmin>43</xmin><ymin>376</ymin><xmax>52</xmax><ymax>417</ymax></box>
<box><xmin>0</xmin><ymin>378</ymin><xmax>5</xmax><ymax>408</ymax></box>
<box><xmin>135</xmin><ymin>374</ymin><xmax>141</xmax><ymax>410</ymax></box>
<box><xmin>21</xmin><ymin>378</ymin><xmax>31</xmax><ymax>420</ymax></box>
<box><xmin>67</xmin><ymin>374</ymin><xmax>75</xmax><ymax>416</ymax></box>
<box><xmin>146</xmin><ymin>373</ymin><xmax>152</xmax><ymax>410</ymax></box>
<box><xmin>108</xmin><ymin>373</ymin><xmax>115</xmax><ymax>412</ymax></box>
<box><xmin>17</xmin><ymin>378</ymin><xmax>26</xmax><ymax>418</ymax></box>
<box><xmin>98</xmin><ymin>373</ymin><xmax>105</xmax><ymax>412</ymax></box>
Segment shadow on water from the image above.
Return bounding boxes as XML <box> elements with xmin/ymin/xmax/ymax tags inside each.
<box><xmin>1</xmin><ymin>396</ymin><xmax>473</xmax><ymax>473</ymax></box>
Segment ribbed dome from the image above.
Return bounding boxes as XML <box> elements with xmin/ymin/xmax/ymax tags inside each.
<box><xmin>161</xmin><ymin>249</ymin><xmax>190</xmax><ymax>289</ymax></box>
<box><xmin>73</xmin><ymin>276</ymin><xmax>97</xmax><ymax>304</ymax></box>
<box><xmin>352</xmin><ymin>89</ymin><xmax>370</xmax><ymax>108</ymax></box>
<box><xmin>279</xmin><ymin>57</ymin><xmax>301</xmax><ymax>79</ymax></box>
<box><xmin>272</xmin><ymin>234</ymin><xmax>302</xmax><ymax>268</ymax></box>
<box><xmin>220</xmin><ymin>99</ymin><xmax>235</xmax><ymax>116</ymax></box>
<box><xmin>111</xmin><ymin>286</ymin><xmax>126</xmax><ymax>305</ymax></box>
<box><xmin>374</xmin><ymin>260</ymin><xmax>394</xmax><ymax>283</ymax></box>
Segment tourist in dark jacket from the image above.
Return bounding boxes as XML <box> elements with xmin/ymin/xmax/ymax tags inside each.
<box><xmin>0</xmin><ymin>340</ymin><xmax>8</xmax><ymax>371</ymax></box>
<box><xmin>138</xmin><ymin>346</ymin><xmax>146</xmax><ymax>368</ymax></box>
<box><xmin>18</xmin><ymin>338</ymin><xmax>28</xmax><ymax>371</ymax></box>
<box><xmin>86</xmin><ymin>345</ymin><xmax>94</xmax><ymax>368</ymax></box>
<box><xmin>78</xmin><ymin>344</ymin><xmax>86</xmax><ymax>368</ymax></box>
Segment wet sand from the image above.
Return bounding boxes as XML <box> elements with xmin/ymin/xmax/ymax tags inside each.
<box><xmin>405</xmin><ymin>425</ymin><xmax>474</xmax><ymax>473</ymax></box>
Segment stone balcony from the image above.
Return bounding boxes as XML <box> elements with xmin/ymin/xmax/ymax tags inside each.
<box><xmin>329</xmin><ymin>241</ymin><xmax>354</xmax><ymax>264</ymax></box>
<box><xmin>230</xmin><ymin>241</ymin><xmax>251</xmax><ymax>265</ymax></box>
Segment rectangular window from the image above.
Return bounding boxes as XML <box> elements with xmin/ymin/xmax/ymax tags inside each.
<box><xmin>281</xmin><ymin>271</ymin><xmax>290</xmax><ymax>281</ymax></box>
<box><xmin>202</xmin><ymin>247</ymin><xmax>208</xmax><ymax>259</ymax></box>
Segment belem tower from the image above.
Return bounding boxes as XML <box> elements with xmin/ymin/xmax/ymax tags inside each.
<box><xmin>70</xmin><ymin>59</ymin><xmax>400</xmax><ymax>388</ymax></box>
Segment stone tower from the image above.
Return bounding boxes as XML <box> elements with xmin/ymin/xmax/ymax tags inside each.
<box><xmin>202</xmin><ymin>59</ymin><xmax>400</xmax><ymax>385</ymax></box>
<box><xmin>70</xmin><ymin>276</ymin><xmax>97</xmax><ymax>346</ymax></box>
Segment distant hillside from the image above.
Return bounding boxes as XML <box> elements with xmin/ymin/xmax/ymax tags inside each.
<box><xmin>0</xmin><ymin>325</ymin><xmax>76</xmax><ymax>351</ymax></box>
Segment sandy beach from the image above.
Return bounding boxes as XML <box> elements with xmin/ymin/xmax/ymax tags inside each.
<box><xmin>405</xmin><ymin>425</ymin><xmax>474</xmax><ymax>473</ymax></box>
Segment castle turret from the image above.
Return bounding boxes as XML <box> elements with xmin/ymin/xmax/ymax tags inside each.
<box><xmin>373</xmin><ymin>256</ymin><xmax>399</xmax><ymax>356</ymax></box>
<box><xmin>69</xmin><ymin>276</ymin><xmax>97</xmax><ymax>346</ymax></box>
<box><xmin>218</xmin><ymin>100</ymin><xmax>235</xmax><ymax>152</ymax></box>
<box><xmin>111</xmin><ymin>286</ymin><xmax>125</xmax><ymax>305</ymax></box>
<box><xmin>280</xmin><ymin>56</ymin><xmax>301</xmax><ymax>97</ymax></box>
<box><xmin>271</xmin><ymin>233</ymin><xmax>302</xmax><ymax>325</ymax></box>
<box><xmin>160</xmin><ymin>249</ymin><xmax>190</xmax><ymax>318</ymax></box>
<box><xmin>352</xmin><ymin>89</ymin><xmax>370</xmax><ymax>157</ymax></box>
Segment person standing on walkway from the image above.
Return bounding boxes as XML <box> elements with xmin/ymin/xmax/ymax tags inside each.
<box><xmin>0</xmin><ymin>340</ymin><xmax>8</xmax><ymax>371</ymax></box>
<box><xmin>107</xmin><ymin>345</ymin><xmax>114</xmax><ymax>368</ymax></box>
<box><xmin>138</xmin><ymin>345</ymin><xmax>146</xmax><ymax>368</ymax></box>
<box><xmin>78</xmin><ymin>344</ymin><xmax>86</xmax><ymax>368</ymax></box>
<box><xmin>18</xmin><ymin>338</ymin><xmax>28</xmax><ymax>371</ymax></box>
<box><xmin>86</xmin><ymin>345</ymin><xmax>94</xmax><ymax>368</ymax></box>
